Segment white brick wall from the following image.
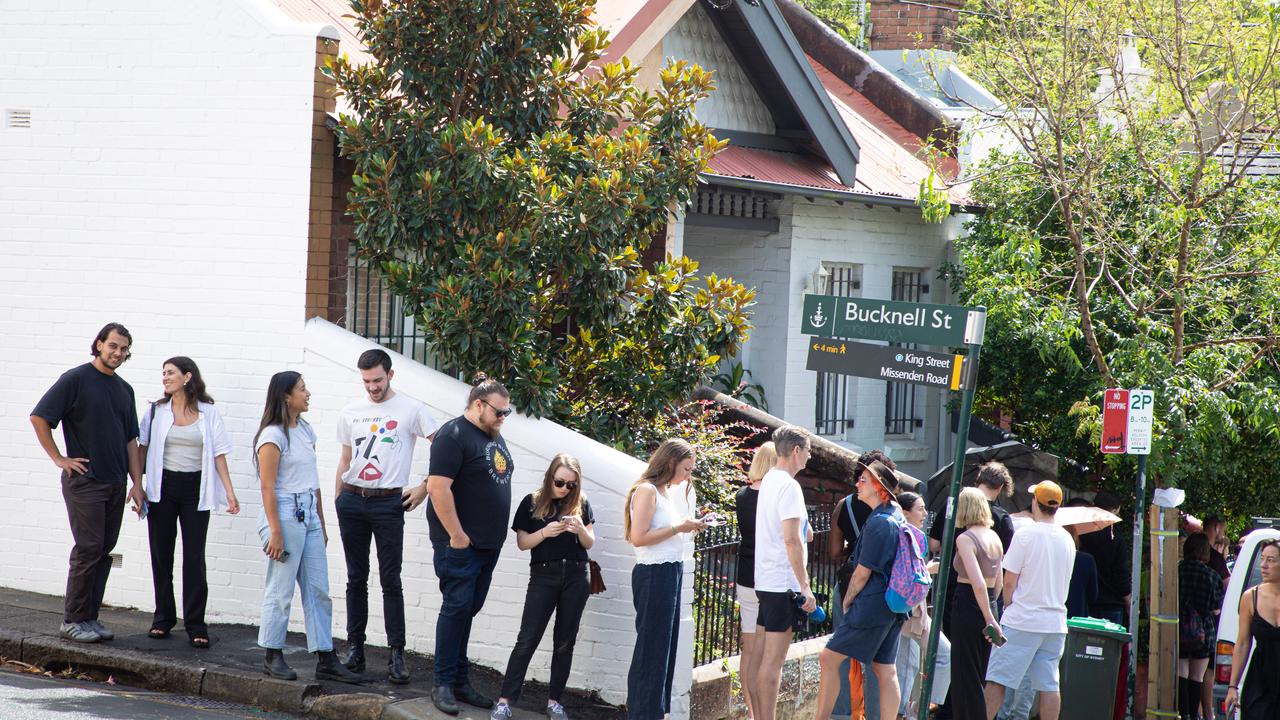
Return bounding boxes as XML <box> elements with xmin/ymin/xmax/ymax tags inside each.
<box><xmin>0</xmin><ymin>0</ymin><xmax>680</xmax><ymax>711</ymax></box>
<box><xmin>683</xmin><ymin>197</ymin><xmax>964</xmax><ymax>479</ymax></box>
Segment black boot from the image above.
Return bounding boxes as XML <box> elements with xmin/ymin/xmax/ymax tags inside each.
<box><xmin>341</xmin><ymin>641</ymin><xmax>365</xmax><ymax>672</ymax></box>
<box><xmin>263</xmin><ymin>649</ymin><xmax>297</xmax><ymax>681</ymax></box>
<box><xmin>1178</xmin><ymin>676</ymin><xmax>1190</xmax><ymax>720</ymax></box>
<box><xmin>388</xmin><ymin>647</ymin><xmax>410</xmax><ymax>685</ymax></box>
<box><xmin>316</xmin><ymin>650</ymin><xmax>366</xmax><ymax>684</ymax></box>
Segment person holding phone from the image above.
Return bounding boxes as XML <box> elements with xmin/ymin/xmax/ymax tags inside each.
<box><xmin>138</xmin><ymin>356</ymin><xmax>239</xmax><ymax>648</ymax></box>
<box><xmin>623</xmin><ymin>438</ymin><xmax>706</xmax><ymax>720</ymax></box>
<box><xmin>490</xmin><ymin>454</ymin><xmax>595</xmax><ymax>720</ymax></box>
<box><xmin>254</xmin><ymin>371</ymin><xmax>361</xmax><ymax>684</ymax></box>
<box><xmin>949</xmin><ymin>487</ymin><xmax>1004</xmax><ymax>720</ymax></box>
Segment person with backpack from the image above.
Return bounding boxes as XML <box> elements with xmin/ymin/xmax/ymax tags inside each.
<box><xmin>827</xmin><ymin>450</ymin><xmax>897</xmax><ymax>720</ymax></box>
<box><xmin>949</xmin><ymin>487</ymin><xmax>1004</xmax><ymax>720</ymax></box>
<box><xmin>816</xmin><ymin>460</ymin><xmax>906</xmax><ymax>720</ymax></box>
<box><xmin>1178</xmin><ymin>532</ymin><xmax>1223</xmax><ymax>720</ymax></box>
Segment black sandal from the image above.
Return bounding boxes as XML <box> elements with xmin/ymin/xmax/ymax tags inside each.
<box><xmin>148</xmin><ymin>628</ymin><xmax>170</xmax><ymax>639</ymax></box>
<box><xmin>190</xmin><ymin>636</ymin><xmax>210</xmax><ymax>648</ymax></box>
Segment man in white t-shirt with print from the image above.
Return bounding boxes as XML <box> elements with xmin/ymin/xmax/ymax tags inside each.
<box><xmin>984</xmin><ymin>480</ymin><xmax>1075</xmax><ymax>720</ymax></box>
<box><xmin>334</xmin><ymin>349</ymin><xmax>437</xmax><ymax>684</ymax></box>
<box><xmin>750</xmin><ymin>424</ymin><xmax>815</xmax><ymax>720</ymax></box>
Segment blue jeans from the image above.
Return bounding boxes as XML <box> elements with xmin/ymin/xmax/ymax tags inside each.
<box><xmin>257</xmin><ymin>492</ymin><xmax>332</xmax><ymax>653</ymax></box>
<box><xmin>431</xmin><ymin>543</ymin><xmax>500</xmax><ymax>688</ymax></box>
<box><xmin>335</xmin><ymin>490</ymin><xmax>406</xmax><ymax>647</ymax></box>
<box><xmin>997</xmin><ymin>669</ymin><xmax>1037</xmax><ymax>720</ymax></box>
<box><xmin>627</xmin><ymin>562</ymin><xmax>681</xmax><ymax>720</ymax></box>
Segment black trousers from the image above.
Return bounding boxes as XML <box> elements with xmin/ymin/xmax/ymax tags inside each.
<box><xmin>951</xmin><ymin>583</ymin><xmax>997</xmax><ymax>720</ymax></box>
<box><xmin>335</xmin><ymin>490</ymin><xmax>406</xmax><ymax>647</ymax></box>
<box><xmin>61</xmin><ymin>473</ymin><xmax>126</xmax><ymax>623</ymax></box>
<box><xmin>147</xmin><ymin>470</ymin><xmax>210</xmax><ymax>637</ymax></box>
<box><xmin>500</xmin><ymin>560</ymin><xmax>591</xmax><ymax>702</ymax></box>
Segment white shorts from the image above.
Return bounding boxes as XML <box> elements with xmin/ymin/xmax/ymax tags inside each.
<box><xmin>737</xmin><ymin>584</ymin><xmax>760</xmax><ymax>634</ymax></box>
<box><xmin>985</xmin><ymin>626</ymin><xmax>1067</xmax><ymax>692</ymax></box>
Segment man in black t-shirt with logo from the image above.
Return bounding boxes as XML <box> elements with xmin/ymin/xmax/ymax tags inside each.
<box><xmin>30</xmin><ymin>323</ymin><xmax>144</xmax><ymax>644</ymax></box>
<box><xmin>425</xmin><ymin>375</ymin><xmax>514</xmax><ymax>716</ymax></box>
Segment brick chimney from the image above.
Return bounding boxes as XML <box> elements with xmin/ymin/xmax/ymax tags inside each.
<box><xmin>866</xmin><ymin>0</ymin><xmax>963</xmax><ymax>51</ymax></box>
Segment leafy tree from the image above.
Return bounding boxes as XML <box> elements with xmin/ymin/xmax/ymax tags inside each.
<box><xmin>945</xmin><ymin>0</ymin><xmax>1280</xmax><ymax>506</ymax></box>
<box><xmin>328</xmin><ymin>0</ymin><xmax>755</xmax><ymax>446</ymax></box>
<box><xmin>795</xmin><ymin>0</ymin><xmax>865</xmax><ymax>48</ymax></box>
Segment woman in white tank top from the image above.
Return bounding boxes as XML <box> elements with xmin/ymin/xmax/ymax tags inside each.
<box><xmin>623</xmin><ymin>439</ymin><xmax>706</xmax><ymax>719</ymax></box>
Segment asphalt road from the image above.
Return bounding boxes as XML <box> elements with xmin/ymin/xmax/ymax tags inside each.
<box><xmin>0</xmin><ymin>667</ymin><xmax>303</xmax><ymax>720</ymax></box>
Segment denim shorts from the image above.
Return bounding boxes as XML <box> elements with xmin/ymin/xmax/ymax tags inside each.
<box><xmin>826</xmin><ymin>612</ymin><xmax>903</xmax><ymax>665</ymax></box>
<box><xmin>985</xmin><ymin>626</ymin><xmax>1067</xmax><ymax>692</ymax></box>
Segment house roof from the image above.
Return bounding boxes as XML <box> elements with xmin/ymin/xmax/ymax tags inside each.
<box><xmin>270</xmin><ymin>0</ymin><xmax>968</xmax><ymax>206</ymax></box>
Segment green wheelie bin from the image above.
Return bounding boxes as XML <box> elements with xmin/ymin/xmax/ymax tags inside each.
<box><xmin>1060</xmin><ymin>617</ymin><xmax>1130</xmax><ymax>720</ymax></box>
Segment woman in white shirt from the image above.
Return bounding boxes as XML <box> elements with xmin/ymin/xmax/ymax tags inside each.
<box><xmin>254</xmin><ymin>371</ymin><xmax>360</xmax><ymax>684</ymax></box>
<box><xmin>623</xmin><ymin>438</ymin><xmax>706</xmax><ymax>720</ymax></box>
<box><xmin>138</xmin><ymin>357</ymin><xmax>238</xmax><ymax>648</ymax></box>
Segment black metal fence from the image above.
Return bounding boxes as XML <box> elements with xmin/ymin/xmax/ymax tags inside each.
<box><xmin>693</xmin><ymin>504</ymin><xmax>840</xmax><ymax>667</ymax></box>
<box><xmin>344</xmin><ymin>249</ymin><xmax>453</xmax><ymax>373</ymax></box>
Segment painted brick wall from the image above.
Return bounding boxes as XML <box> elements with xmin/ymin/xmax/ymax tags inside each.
<box><xmin>0</xmin><ymin>0</ymin><xmax>674</xmax><ymax>711</ymax></box>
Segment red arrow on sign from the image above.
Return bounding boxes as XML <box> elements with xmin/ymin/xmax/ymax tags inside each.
<box><xmin>1101</xmin><ymin>389</ymin><xmax>1129</xmax><ymax>454</ymax></box>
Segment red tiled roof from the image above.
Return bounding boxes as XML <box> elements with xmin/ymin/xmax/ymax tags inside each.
<box><xmin>271</xmin><ymin>0</ymin><xmax>373</xmax><ymax>67</ymax></box>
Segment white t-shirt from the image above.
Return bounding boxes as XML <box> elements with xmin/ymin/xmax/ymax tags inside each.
<box><xmin>1000</xmin><ymin>519</ymin><xmax>1076</xmax><ymax>633</ymax></box>
<box><xmin>337</xmin><ymin>392</ymin><xmax>437</xmax><ymax>489</ymax></box>
<box><xmin>255</xmin><ymin>421</ymin><xmax>319</xmax><ymax>494</ymax></box>
<box><xmin>753</xmin><ymin>467</ymin><xmax>808</xmax><ymax>592</ymax></box>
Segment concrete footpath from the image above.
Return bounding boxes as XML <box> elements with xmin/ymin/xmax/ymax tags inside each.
<box><xmin>0</xmin><ymin>587</ymin><xmax>624</xmax><ymax>720</ymax></box>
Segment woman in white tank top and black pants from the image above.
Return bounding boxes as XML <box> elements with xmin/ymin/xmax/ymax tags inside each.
<box><xmin>623</xmin><ymin>439</ymin><xmax>706</xmax><ymax>719</ymax></box>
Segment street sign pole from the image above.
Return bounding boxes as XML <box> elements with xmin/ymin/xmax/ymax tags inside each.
<box><xmin>916</xmin><ymin>312</ymin><xmax>984</xmax><ymax>720</ymax></box>
<box><xmin>1127</xmin><ymin>452</ymin><xmax>1147</xmax><ymax>720</ymax></box>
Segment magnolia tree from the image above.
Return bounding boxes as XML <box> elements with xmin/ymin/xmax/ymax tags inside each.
<box><xmin>328</xmin><ymin>0</ymin><xmax>754</xmax><ymax>447</ymax></box>
<box><xmin>942</xmin><ymin>0</ymin><xmax>1280</xmax><ymax>497</ymax></box>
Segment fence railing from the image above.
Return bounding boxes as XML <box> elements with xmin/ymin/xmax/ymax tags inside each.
<box><xmin>344</xmin><ymin>248</ymin><xmax>453</xmax><ymax>374</ymax></box>
<box><xmin>693</xmin><ymin>504</ymin><xmax>839</xmax><ymax>667</ymax></box>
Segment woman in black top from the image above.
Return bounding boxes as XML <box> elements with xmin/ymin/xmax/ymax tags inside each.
<box><xmin>734</xmin><ymin>441</ymin><xmax>775</xmax><ymax>720</ymax></box>
<box><xmin>492</xmin><ymin>454</ymin><xmax>595</xmax><ymax>720</ymax></box>
<box><xmin>1226</xmin><ymin>540</ymin><xmax>1280</xmax><ymax>719</ymax></box>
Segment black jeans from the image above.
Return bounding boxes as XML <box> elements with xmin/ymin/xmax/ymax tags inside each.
<box><xmin>432</xmin><ymin>543</ymin><xmax>500</xmax><ymax>687</ymax></box>
<box><xmin>499</xmin><ymin>560</ymin><xmax>591</xmax><ymax>702</ymax></box>
<box><xmin>147</xmin><ymin>470</ymin><xmax>210</xmax><ymax>637</ymax></box>
<box><xmin>335</xmin><ymin>491</ymin><xmax>406</xmax><ymax>647</ymax></box>
<box><xmin>627</xmin><ymin>561</ymin><xmax>682</xmax><ymax>720</ymax></box>
<box><xmin>61</xmin><ymin>472</ymin><xmax>126</xmax><ymax>623</ymax></box>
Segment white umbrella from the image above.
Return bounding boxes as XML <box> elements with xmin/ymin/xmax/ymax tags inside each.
<box><xmin>1056</xmin><ymin>505</ymin><xmax>1121</xmax><ymax>534</ymax></box>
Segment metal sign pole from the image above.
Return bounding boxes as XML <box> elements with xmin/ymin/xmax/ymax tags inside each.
<box><xmin>1126</xmin><ymin>453</ymin><xmax>1147</xmax><ymax>720</ymax></box>
<box><xmin>916</xmin><ymin>337</ymin><xmax>982</xmax><ymax>720</ymax></box>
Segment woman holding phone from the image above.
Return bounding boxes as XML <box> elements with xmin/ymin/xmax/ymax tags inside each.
<box><xmin>254</xmin><ymin>371</ymin><xmax>360</xmax><ymax>683</ymax></box>
<box><xmin>138</xmin><ymin>356</ymin><xmax>239</xmax><ymax>648</ymax></box>
<box><xmin>490</xmin><ymin>454</ymin><xmax>595</xmax><ymax>720</ymax></box>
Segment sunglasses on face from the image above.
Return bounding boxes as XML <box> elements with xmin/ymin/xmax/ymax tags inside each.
<box><xmin>553</xmin><ymin>480</ymin><xmax>578</xmax><ymax>490</ymax></box>
<box><xmin>483</xmin><ymin>399</ymin><xmax>514</xmax><ymax>418</ymax></box>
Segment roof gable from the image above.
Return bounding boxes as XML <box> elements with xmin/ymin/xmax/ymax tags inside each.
<box><xmin>694</xmin><ymin>0</ymin><xmax>860</xmax><ymax>185</ymax></box>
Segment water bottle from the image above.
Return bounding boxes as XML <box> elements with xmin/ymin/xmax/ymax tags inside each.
<box><xmin>795</xmin><ymin>593</ymin><xmax>827</xmax><ymax>623</ymax></box>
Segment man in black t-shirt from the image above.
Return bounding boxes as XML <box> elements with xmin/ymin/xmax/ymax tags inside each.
<box><xmin>425</xmin><ymin>375</ymin><xmax>514</xmax><ymax>716</ymax></box>
<box><xmin>30</xmin><ymin>323</ymin><xmax>143</xmax><ymax>645</ymax></box>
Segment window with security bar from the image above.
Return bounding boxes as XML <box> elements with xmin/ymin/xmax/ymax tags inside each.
<box><xmin>814</xmin><ymin>262</ymin><xmax>861</xmax><ymax>437</ymax></box>
<box><xmin>886</xmin><ymin>268</ymin><xmax>926</xmax><ymax>435</ymax></box>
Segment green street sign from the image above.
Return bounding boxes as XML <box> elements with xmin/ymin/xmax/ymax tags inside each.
<box><xmin>801</xmin><ymin>294</ymin><xmax>985</xmax><ymax>347</ymax></box>
<box><xmin>806</xmin><ymin>338</ymin><xmax>975</xmax><ymax>391</ymax></box>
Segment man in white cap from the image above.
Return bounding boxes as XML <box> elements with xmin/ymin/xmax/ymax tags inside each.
<box><xmin>983</xmin><ymin>480</ymin><xmax>1075</xmax><ymax>720</ymax></box>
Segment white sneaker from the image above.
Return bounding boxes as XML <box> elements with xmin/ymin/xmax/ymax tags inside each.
<box><xmin>59</xmin><ymin>621</ymin><xmax>100</xmax><ymax>643</ymax></box>
<box><xmin>490</xmin><ymin>702</ymin><xmax>513</xmax><ymax>720</ymax></box>
<box><xmin>547</xmin><ymin>701</ymin><xmax>569</xmax><ymax>720</ymax></box>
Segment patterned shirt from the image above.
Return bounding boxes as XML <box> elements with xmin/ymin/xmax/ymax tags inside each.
<box><xmin>1180</xmin><ymin>559</ymin><xmax>1225</xmax><ymax>636</ymax></box>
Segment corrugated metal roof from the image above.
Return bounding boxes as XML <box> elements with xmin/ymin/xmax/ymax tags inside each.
<box><xmin>706</xmin><ymin>145</ymin><xmax>850</xmax><ymax>192</ymax></box>
<box><xmin>270</xmin><ymin>0</ymin><xmax>373</xmax><ymax>67</ymax></box>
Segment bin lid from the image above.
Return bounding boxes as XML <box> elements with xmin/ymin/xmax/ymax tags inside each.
<box><xmin>1067</xmin><ymin>616</ymin><xmax>1130</xmax><ymax>640</ymax></box>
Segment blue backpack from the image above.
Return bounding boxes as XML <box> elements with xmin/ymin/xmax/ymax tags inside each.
<box><xmin>885</xmin><ymin>517</ymin><xmax>931</xmax><ymax>614</ymax></box>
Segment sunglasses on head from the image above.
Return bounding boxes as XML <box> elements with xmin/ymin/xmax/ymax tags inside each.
<box><xmin>482</xmin><ymin>399</ymin><xmax>514</xmax><ymax>418</ymax></box>
<box><xmin>553</xmin><ymin>479</ymin><xmax>578</xmax><ymax>490</ymax></box>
